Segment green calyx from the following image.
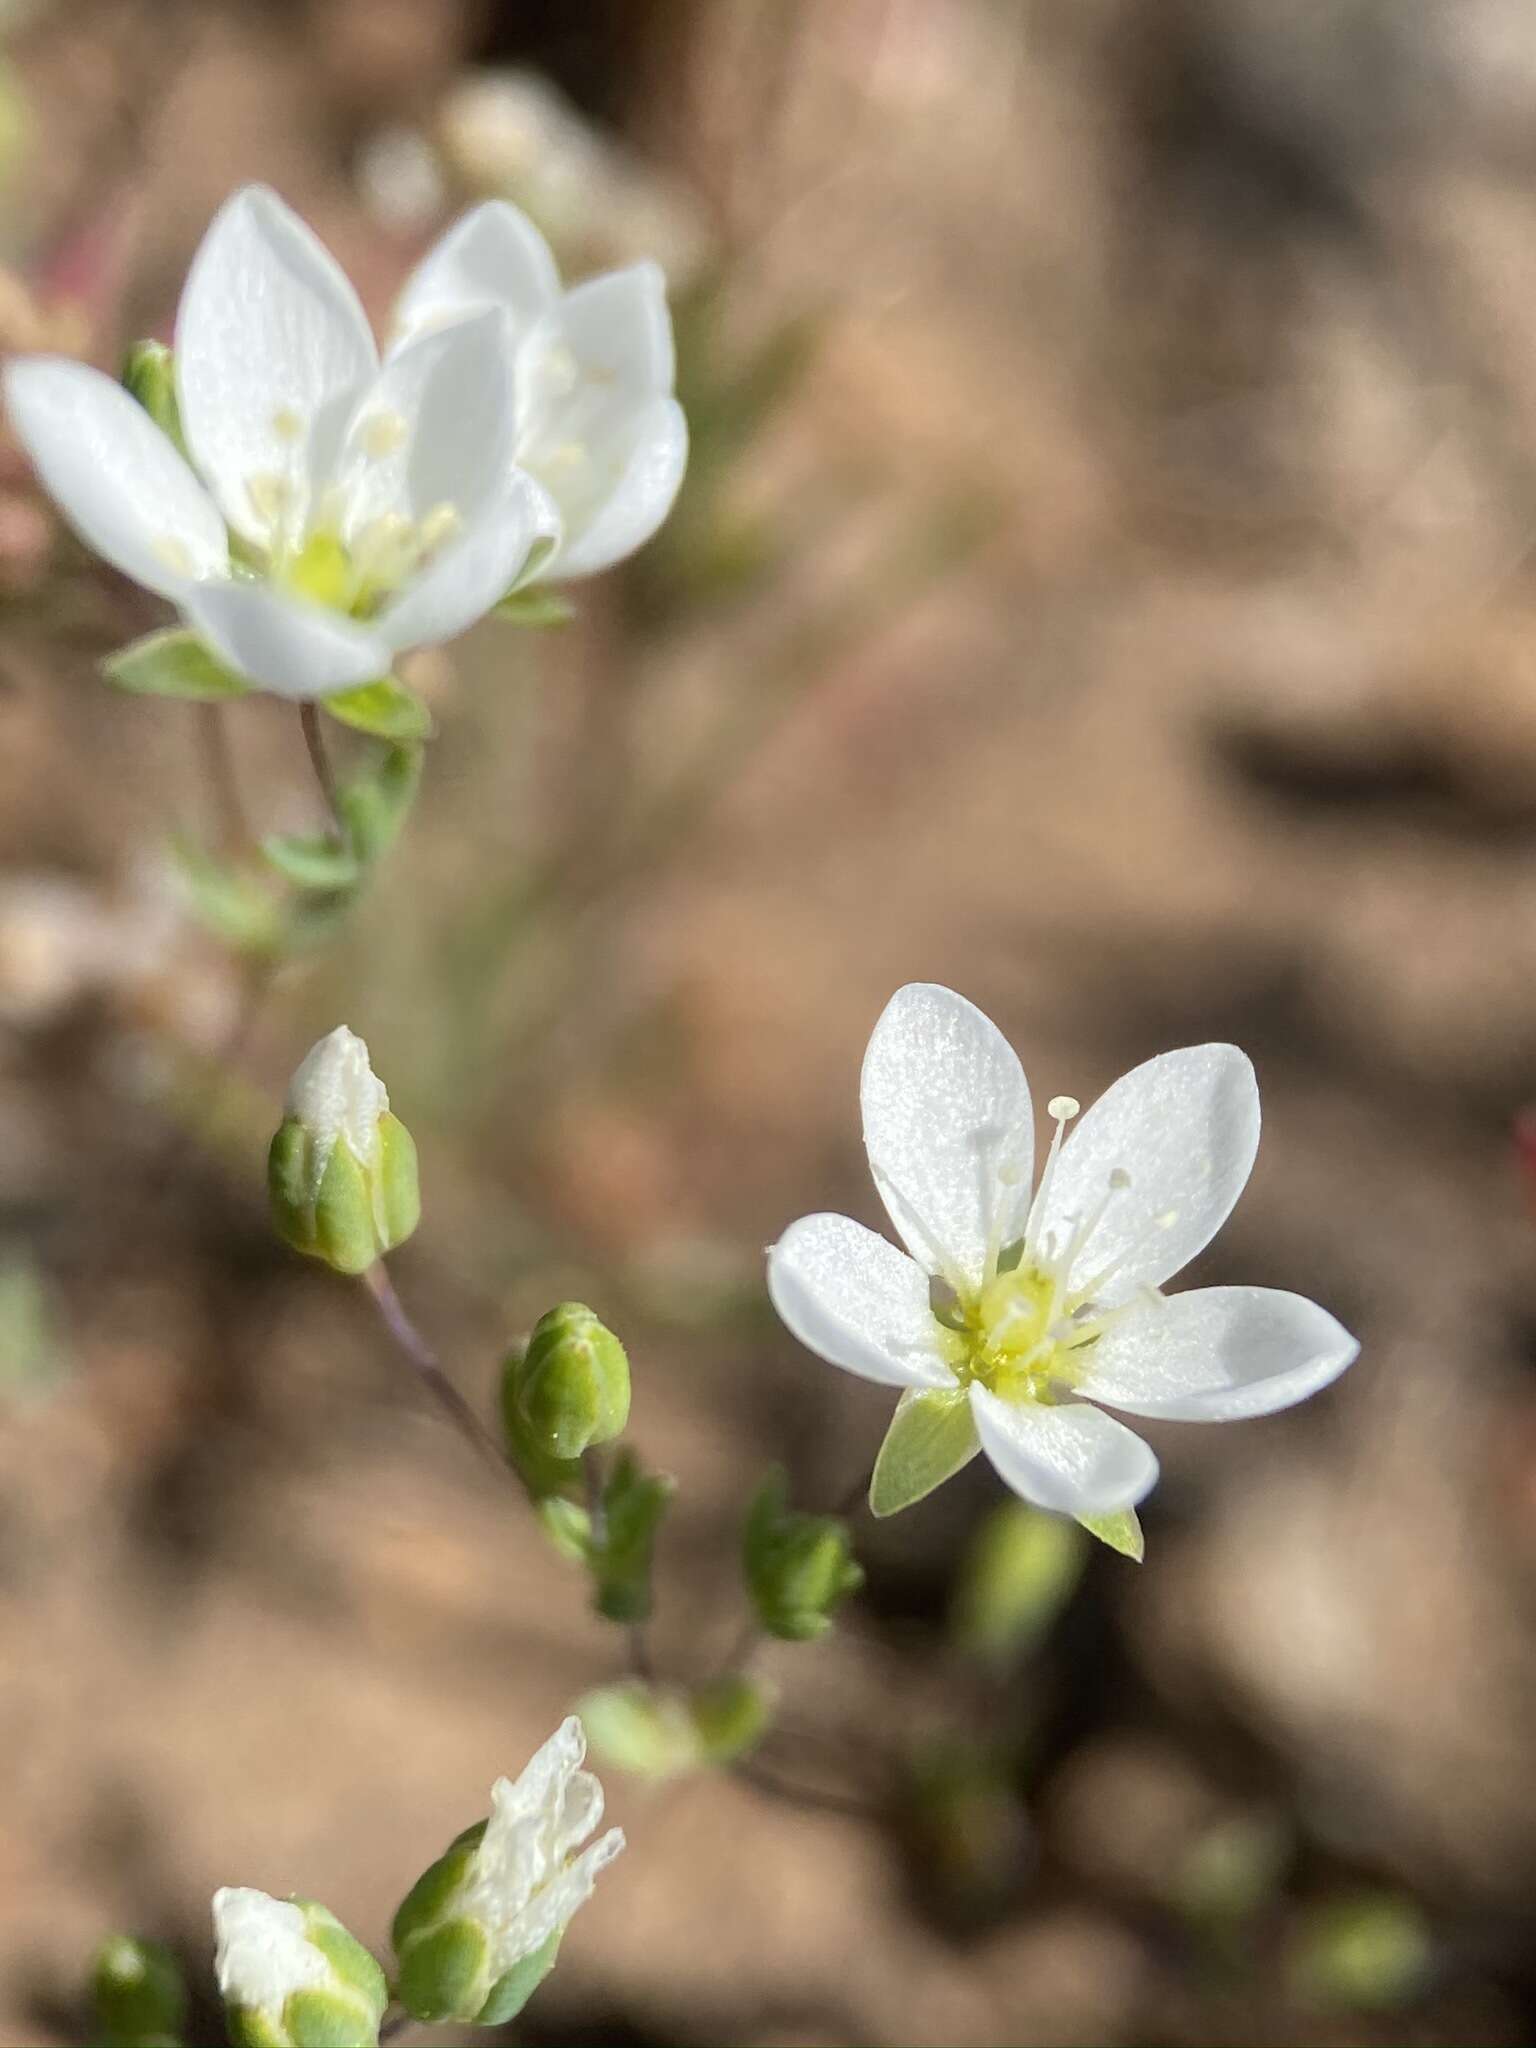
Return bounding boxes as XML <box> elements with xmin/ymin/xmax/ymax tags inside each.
<box><xmin>121</xmin><ymin>340</ymin><xmax>187</xmax><ymax>457</ymax></box>
<box><xmin>508</xmin><ymin>1303</ymin><xmax>631</xmax><ymax>1462</ymax></box>
<box><xmin>743</xmin><ymin>1467</ymin><xmax>863</xmax><ymax>1640</ymax></box>
<box><xmin>267</xmin><ymin>1112</ymin><xmax>419</xmax><ymax>1276</ymax></box>
<box><xmin>392</xmin><ymin>1825</ymin><xmax>488</xmax><ymax>2023</ymax></box>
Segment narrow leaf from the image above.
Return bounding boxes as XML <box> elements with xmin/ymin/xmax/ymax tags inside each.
<box><xmin>105</xmin><ymin>628</ymin><xmax>248</xmax><ymax>700</ymax></box>
<box><xmin>321</xmin><ymin>678</ymin><xmax>433</xmax><ymax>741</ymax></box>
<box><xmin>260</xmin><ymin>833</ymin><xmax>359</xmax><ymax>891</ymax></box>
<box><xmin>869</xmin><ymin>1386</ymin><xmax>979</xmax><ymax>1518</ymax></box>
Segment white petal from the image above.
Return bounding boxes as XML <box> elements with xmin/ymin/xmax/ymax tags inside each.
<box><xmin>180</xmin><ymin>580</ymin><xmax>389</xmax><ymax>699</ymax></box>
<box><xmin>860</xmin><ymin>984</ymin><xmax>1034</xmax><ymax>1291</ymax></box>
<box><xmin>495</xmin><ymin>1826</ymin><xmax>623</xmax><ymax>1971</ymax></box>
<box><xmin>337</xmin><ymin>309</ymin><xmax>517</xmax><ymax>539</ymax></box>
<box><xmin>3</xmin><ymin>357</ymin><xmax>227</xmax><ymax>598</ymax></box>
<box><xmin>767</xmin><ymin>1213</ymin><xmax>954</xmax><ymax>1390</ymax></box>
<box><xmin>1042</xmin><ymin>1045</ymin><xmax>1260</xmax><ymax>1302</ymax></box>
<box><xmin>536</xmin><ymin>395</ymin><xmax>687</xmax><ymax>579</ymax></box>
<box><xmin>391</xmin><ymin>200</ymin><xmax>560</xmax><ymax>346</ymax></box>
<box><xmin>549</xmin><ymin>263</ymin><xmax>675</xmax><ymax>397</ymax></box>
<box><xmin>1078</xmin><ymin>1285</ymin><xmax>1359</xmax><ymax>1422</ymax></box>
<box><xmin>175</xmin><ymin>186</ymin><xmax>377</xmax><ymax>543</ymax></box>
<box><xmin>970</xmin><ymin>1389</ymin><xmax>1159</xmax><ymax>1515</ymax></box>
<box><xmin>377</xmin><ymin>469</ymin><xmax>559</xmax><ymax>650</ymax></box>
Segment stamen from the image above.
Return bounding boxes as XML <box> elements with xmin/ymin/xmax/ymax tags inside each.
<box><xmin>271</xmin><ymin>406</ymin><xmax>304</xmax><ymax>444</ymax></box>
<box><xmin>1023</xmin><ymin>1092</ymin><xmax>1080</xmax><ymax>1260</ymax></box>
<box><xmin>153</xmin><ymin>536</ymin><xmax>193</xmax><ymax>575</ymax></box>
<box><xmin>418</xmin><ymin>502</ymin><xmax>462</xmax><ymax>553</ymax></box>
<box><xmin>1060</xmin><ymin>1166</ymin><xmax>1132</xmax><ymax>1283</ymax></box>
<box><xmin>870</xmin><ymin>1161</ymin><xmax>969</xmax><ymax>1298</ymax></box>
<box><xmin>361</xmin><ymin>409</ymin><xmax>408</xmax><ymax>459</ymax></box>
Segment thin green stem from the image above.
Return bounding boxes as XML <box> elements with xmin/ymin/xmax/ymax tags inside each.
<box><xmin>300</xmin><ymin>701</ymin><xmax>344</xmax><ymax>837</ymax></box>
<box><xmin>361</xmin><ymin>1262</ymin><xmax>507</xmax><ymax>1477</ymax></box>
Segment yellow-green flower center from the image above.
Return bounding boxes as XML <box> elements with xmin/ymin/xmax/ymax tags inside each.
<box><xmin>937</xmin><ymin>1257</ymin><xmax>1105</xmax><ymax>1405</ymax></box>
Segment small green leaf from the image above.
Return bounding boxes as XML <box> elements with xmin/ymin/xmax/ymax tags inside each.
<box><xmin>260</xmin><ymin>833</ymin><xmax>360</xmax><ymax>891</ymax></box>
<box><xmin>869</xmin><ymin>1387</ymin><xmax>979</xmax><ymax>1518</ymax></box>
<box><xmin>92</xmin><ymin>1934</ymin><xmax>187</xmax><ymax>2048</ymax></box>
<box><xmin>1076</xmin><ymin>1507</ymin><xmax>1144</xmax><ymax>1561</ymax></box>
<box><xmin>591</xmin><ymin>1451</ymin><xmax>674</xmax><ymax>1623</ymax></box>
<box><xmin>494</xmin><ymin>586</ymin><xmax>576</xmax><ymax>628</ymax></box>
<box><xmin>321</xmin><ymin>678</ymin><xmax>433</xmax><ymax>741</ymax></box>
<box><xmin>578</xmin><ymin>1680</ymin><xmax>704</xmax><ymax>1780</ymax></box>
<box><xmin>951</xmin><ymin>1501</ymin><xmax>1086</xmax><ymax>1661</ymax></box>
<box><xmin>105</xmin><ymin>629</ymin><xmax>248</xmax><ymax>700</ymax></box>
<box><xmin>167</xmin><ymin>837</ymin><xmax>283</xmax><ymax>955</ymax></box>
<box><xmin>337</xmin><ymin>744</ymin><xmax>422</xmax><ymax>865</ymax></box>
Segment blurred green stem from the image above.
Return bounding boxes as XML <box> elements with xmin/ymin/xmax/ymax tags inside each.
<box><xmin>300</xmin><ymin>701</ymin><xmax>344</xmax><ymax>837</ymax></box>
<box><xmin>198</xmin><ymin>703</ymin><xmax>250</xmax><ymax>853</ymax></box>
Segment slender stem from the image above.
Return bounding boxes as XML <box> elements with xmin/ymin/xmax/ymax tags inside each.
<box><xmin>300</xmin><ymin>701</ymin><xmax>344</xmax><ymax>837</ymax></box>
<box><xmin>198</xmin><ymin>702</ymin><xmax>251</xmax><ymax>853</ymax></box>
<box><xmin>731</xmin><ymin>1756</ymin><xmax>885</xmax><ymax>1823</ymax></box>
<box><xmin>361</xmin><ymin>1262</ymin><xmax>507</xmax><ymax>1475</ymax></box>
<box><xmin>378</xmin><ymin>2010</ymin><xmax>415</xmax><ymax>2043</ymax></box>
<box><xmin>830</xmin><ymin>1465</ymin><xmax>874</xmax><ymax>1520</ymax></box>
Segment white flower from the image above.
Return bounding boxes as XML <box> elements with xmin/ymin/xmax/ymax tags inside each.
<box><xmin>463</xmin><ymin>1716</ymin><xmax>624</xmax><ymax>1970</ymax></box>
<box><xmin>768</xmin><ymin>984</ymin><xmax>1359</xmax><ymax>1527</ymax></box>
<box><xmin>212</xmin><ymin>1889</ymin><xmax>325</xmax><ymax>2023</ymax></box>
<box><xmin>2</xmin><ymin>186</ymin><xmax>559</xmax><ymax>698</ymax></box>
<box><xmin>391</xmin><ymin>199</ymin><xmax>687</xmax><ymax>580</ymax></box>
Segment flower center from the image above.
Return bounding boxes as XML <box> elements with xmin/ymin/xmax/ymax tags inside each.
<box><xmin>924</xmin><ymin>1093</ymin><xmax>1146</xmax><ymax>1406</ymax></box>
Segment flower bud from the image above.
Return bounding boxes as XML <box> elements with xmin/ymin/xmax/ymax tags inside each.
<box><xmin>504</xmin><ymin>1303</ymin><xmax>630</xmax><ymax>1463</ymax></box>
<box><xmin>213</xmin><ymin>1890</ymin><xmax>387</xmax><ymax>2048</ymax></box>
<box><xmin>392</xmin><ymin>1717</ymin><xmax>622</xmax><ymax>2027</ymax></box>
<box><xmin>120</xmin><ymin>341</ymin><xmax>186</xmax><ymax>456</ymax></box>
<box><xmin>92</xmin><ymin>1935</ymin><xmax>187</xmax><ymax>2048</ymax></box>
<box><xmin>268</xmin><ymin>1027</ymin><xmax>419</xmax><ymax>1276</ymax></box>
<box><xmin>743</xmin><ymin>1467</ymin><xmax>863</xmax><ymax>1641</ymax></box>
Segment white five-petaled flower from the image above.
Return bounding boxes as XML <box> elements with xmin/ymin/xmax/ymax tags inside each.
<box><xmin>2</xmin><ymin>185</ymin><xmax>686</xmax><ymax>698</ymax></box>
<box><xmin>462</xmin><ymin>1717</ymin><xmax>624</xmax><ymax>1971</ymax></box>
<box><xmin>768</xmin><ymin>984</ymin><xmax>1359</xmax><ymax>1528</ymax></box>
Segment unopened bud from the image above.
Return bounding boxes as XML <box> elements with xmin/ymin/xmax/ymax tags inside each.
<box><xmin>744</xmin><ymin>1467</ymin><xmax>863</xmax><ymax>1641</ymax></box>
<box><xmin>268</xmin><ymin>1027</ymin><xmax>419</xmax><ymax>1275</ymax></box>
<box><xmin>93</xmin><ymin>1935</ymin><xmax>187</xmax><ymax>2048</ymax></box>
<box><xmin>505</xmin><ymin>1303</ymin><xmax>630</xmax><ymax>1462</ymax></box>
<box><xmin>392</xmin><ymin>1717</ymin><xmax>622</xmax><ymax>2027</ymax></box>
<box><xmin>213</xmin><ymin>1890</ymin><xmax>387</xmax><ymax>2048</ymax></box>
<box><xmin>120</xmin><ymin>341</ymin><xmax>186</xmax><ymax>456</ymax></box>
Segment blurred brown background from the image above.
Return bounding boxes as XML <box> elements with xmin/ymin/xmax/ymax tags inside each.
<box><xmin>6</xmin><ymin>1</ymin><xmax>1536</xmax><ymax>2043</ymax></box>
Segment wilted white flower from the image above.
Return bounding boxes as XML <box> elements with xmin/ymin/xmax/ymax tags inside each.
<box><xmin>268</xmin><ymin>1025</ymin><xmax>419</xmax><ymax>1276</ymax></box>
<box><xmin>213</xmin><ymin>1887</ymin><xmax>386</xmax><ymax>2048</ymax></box>
<box><xmin>392</xmin><ymin>198</ymin><xmax>687</xmax><ymax>581</ymax></box>
<box><xmin>3</xmin><ymin>186</ymin><xmax>558</xmax><ymax>697</ymax></box>
<box><xmin>768</xmin><ymin>984</ymin><xmax>1358</xmax><ymax>1534</ymax></box>
<box><xmin>393</xmin><ymin>1715</ymin><xmax>624</xmax><ymax>2025</ymax></box>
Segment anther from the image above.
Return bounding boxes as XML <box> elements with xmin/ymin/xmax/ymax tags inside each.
<box><xmin>1046</xmin><ymin>1095</ymin><xmax>1079</xmax><ymax>1122</ymax></box>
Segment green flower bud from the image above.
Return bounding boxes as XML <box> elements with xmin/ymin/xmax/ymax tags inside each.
<box><xmin>743</xmin><ymin>1467</ymin><xmax>863</xmax><ymax>1641</ymax></box>
<box><xmin>505</xmin><ymin>1303</ymin><xmax>630</xmax><ymax>1463</ymax></box>
<box><xmin>92</xmin><ymin>1935</ymin><xmax>187</xmax><ymax>2048</ymax></box>
<box><xmin>268</xmin><ymin>1027</ymin><xmax>419</xmax><ymax>1276</ymax></box>
<box><xmin>120</xmin><ymin>340</ymin><xmax>187</xmax><ymax>456</ymax></box>
<box><xmin>213</xmin><ymin>1891</ymin><xmax>387</xmax><ymax>2048</ymax></box>
<box><xmin>392</xmin><ymin>1718</ymin><xmax>622</xmax><ymax>2027</ymax></box>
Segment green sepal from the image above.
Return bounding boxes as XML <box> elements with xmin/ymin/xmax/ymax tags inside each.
<box><xmin>105</xmin><ymin>629</ymin><xmax>249</xmax><ymax>700</ymax></box>
<box><xmin>743</xmin><ymin>1466</ymin><xmax>863</xmax><ymax>1641</ymax></box>
<box><xmin>121</xmin><ymin>339</ymin><xmax>187</xmax><ymax>455</ymax></box>
<box><xmin>950</xmin><ymin>1501</ymin><xmax>1086</xmax><ymax>1661</ymax></box>
<box><xmin>690</xmin><ymin>1675</ymin><xmax>773</xmax><ymax>1764</ymax></box>
<box><xmin>502</xmin><ymin>1371</ymin><xmax>585</xmax><ymax>1502</ymax></box>
<box><xmin>494</xmin><ymin>586</ymin><xmax>576</xmax><ymax>628</ymax></box>
<box><xmin>1076</xmin><ymin>1507</ymin><xmax>1144</xmax><ymax>1562</ymax></box>
<box><xmin>320</xmin><ymin>679</ymin><xmax>433</xmax><ymax>742</ymax></box>
<box><xmin>312</xmin><ymin>1139</ymin><xmax>379</xmax><ymax>1276</ymax></box>
<box><xmin>389</xmin><ymin>1826</ymin><xmax>484</xmax><ymax>1956</ymax></box>
<box><xmin>590</xmin><ymin>1450</ymin><xmax>674</xmax><ymax>1624</ymax></box>
<box><xmin>283</xmin><ymin>1989</ymin><xmax>377</xmax><ymax>2048</ymax></box>
<box><xmin>260</xmin><ymin>833</ymin><xmax>360</xmax><ymax>892</ymax></box>
<box><xmin>267</xmin><ymin>1118</ymin><xmax>316</xmax><ymax>1257</ymax></box>
<box><xmin>395</xmin><ymin>1916</ymin><xmax>489</xmax><ymax>2024</ymax></box>
<box><xmin>375</xmin><ymin>1114</ymin><xmax>421</xmax><ymax>1252</ymax></box>
<box><xmin>223</xmin><ymin>2006</ymin><xmax>288</xmax><ymax>2048</ymax></box>
<box><xmin>92</xmin><ymin>1934</ymin><xmax>187</xmax><ymax>2048</ymax></box>
<box><xmin>168</xmin><ymin>837</ymin><xmax>283</xmax><ymax>955</ymax></box>
<box><xmin>537</xmin><ymin>1494</ymin><xmax>591</xmax><ymax>1561</ymax></box>
<box><xmin>337</xmin><ymin>744</ymin><xmax>422</xmax><ymax>866</ymax></box>
<box><xmin>296</xmin><ymin>1903</ymin><xmax>387</xmax><ymax>2019</ymax></box>
<box><xmin>869</xmin><ymin>1387</ymin><xmax>980</xmax><ymax>1518</ymax></box>
<box><xmin>475</xmin><ymin>1930</ymin><xmax>562</xmax><ymax>2026</ymax></box>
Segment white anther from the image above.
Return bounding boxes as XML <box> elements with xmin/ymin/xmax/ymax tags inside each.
<box><xmin>1047</xmin><ymin>1095</ymin><xmax>1079</xmax><ymax>1122</ymax></box>
<box><xmin>1108</xmin><ymin>1167</ymin><xmax>1132</xmax><ymax>1191</ymax></box>
<box><xmin>271</xmin><ymin>406</ymin><xmax>305</xmax><ymax>443</ymax></box>
<box><xmin>153</xmin><ymin>536</ymin><xmax>193</xmax><ymax>575</ymax></box>
<box><xmin>361</xmin><ymin>409</ymin><xmax>408</xmax><ymax>459</ymax></box>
